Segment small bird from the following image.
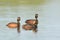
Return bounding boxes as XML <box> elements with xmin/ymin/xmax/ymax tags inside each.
<box><xmin>22</xmin><ymin>14</ymin><xmax>38</xmax><ymax>31</ymax></box>
<box><xmin>6</xmin><ymin>17</ymin><xmax>20</xmax><ymax>33</ymax></box>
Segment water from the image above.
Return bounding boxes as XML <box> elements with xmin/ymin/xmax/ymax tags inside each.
<box><xmin>0</xmin><ymin>0</ymin><xmax>60</xmax><ymax>40</ymax></box>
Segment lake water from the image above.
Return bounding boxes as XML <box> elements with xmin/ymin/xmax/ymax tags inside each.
<box><xmin>0</xmin><ymin>0</ymin><xmax>60</xmax><ymax>40</ymax></box>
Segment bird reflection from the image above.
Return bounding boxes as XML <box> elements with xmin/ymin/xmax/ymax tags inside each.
<box><xmin>22</xmin><ymin>14</ymin><xmax>38</xmax><ymax>33</ymax></box>
<box><xmin>32</xmin><ymin>25</ymin><xmax>38</xmax><ymax>33</ymax></box>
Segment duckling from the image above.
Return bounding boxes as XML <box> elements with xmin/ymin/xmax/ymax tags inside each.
<box><xmin>25</xmin><ymin>14</ymin><xmax>38</xmax><ymax>25</ymax></box>
<box><xmin>6</xmin><ymin>17</ymin><xmax>20</xmax><ymax>33</ymax></box>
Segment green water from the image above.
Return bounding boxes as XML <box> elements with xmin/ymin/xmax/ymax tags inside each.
<box><xmin>0</xmin><ymin>0</ymin><xmax>46</xmax><ymax>6</ymax></box>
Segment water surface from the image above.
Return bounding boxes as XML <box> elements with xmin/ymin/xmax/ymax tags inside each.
<box><xmin>0</xmin><ymin>0</ymin><xmax>60</xmax><ymax>40</ymax></box>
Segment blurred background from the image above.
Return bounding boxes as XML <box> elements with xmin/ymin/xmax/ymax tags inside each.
<box><xmin>0</xmin><ymin>0</ymin><xmax>60</xmax><ymax>40</ymax></box>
